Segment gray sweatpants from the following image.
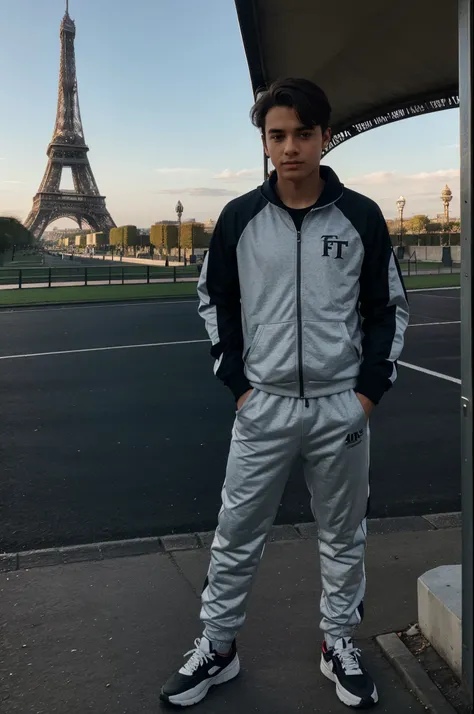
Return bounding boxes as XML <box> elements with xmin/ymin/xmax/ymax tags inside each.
<box><xmin>201</xmin><ymin>388</ymin><xmax>370</xmax><ymax>648</ymax></box>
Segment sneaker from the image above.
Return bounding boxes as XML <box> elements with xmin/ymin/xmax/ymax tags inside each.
<box><xmin>160</xmin><ymin>637</ymin><xmax>240</xmax><ymax>707</ymax></box>
<box><xmin>320</xmin><ymin>637</ymin><xmax>378</xmax><ymax>708</ymax></box>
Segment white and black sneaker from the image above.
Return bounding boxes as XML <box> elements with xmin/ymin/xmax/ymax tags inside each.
<box><xmin>160</xmin><ymin>636</ymin><xmax>240</xmax><ymax>707</ymax></box>
<box><xmin>320</xmin><ymin>637</ymin><xmax>378</xmax><ymax>709</ymax></box>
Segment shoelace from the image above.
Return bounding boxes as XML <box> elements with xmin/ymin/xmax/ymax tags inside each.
<box><xmin>334</xmin><ymin>646</ymin><xmax>363</xmax><ymax>675</ymax></box>
<box><xmin>181</xmin><ymin>638</ymin><xmax>215</xmax><ymax>676</ymax></box>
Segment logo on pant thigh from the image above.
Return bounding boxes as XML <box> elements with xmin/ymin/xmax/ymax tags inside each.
<box><xmin>345</xmin><ymin>428</ymin><xmax>364</xmax><ymax>448</ymax></box>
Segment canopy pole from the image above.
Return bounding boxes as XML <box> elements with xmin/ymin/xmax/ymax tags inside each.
<box><xmin>459</xmin><ymin>0</ymin><xmax>473</xmax><ymax>702</ymax></box>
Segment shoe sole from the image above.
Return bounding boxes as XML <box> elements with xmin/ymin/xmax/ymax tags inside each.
<box><xmin>161</xmin><ymin>654</ymin><xmax>241</xmax><ymax>707</ymax></box>
<box><xmin>320</xmin><ymin>655</ymin><xmax>378</xmax><ymax>709</ymax></box>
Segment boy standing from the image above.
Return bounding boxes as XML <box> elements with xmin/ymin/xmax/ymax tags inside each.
<box><xmin>161</xmin><ymin>78</ymin><xmax>409</xmax><ymax>709</ymax></box>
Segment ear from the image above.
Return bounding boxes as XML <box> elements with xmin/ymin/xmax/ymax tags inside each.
<box><xmin>261</xmin><ymin>133</ymin><xmax>270</xmax><ymax>158</ymax></box>
<box><xmin>322</xmin><ymin>128</ymin><xmax>332</xmax><ymax>151</ymax></box>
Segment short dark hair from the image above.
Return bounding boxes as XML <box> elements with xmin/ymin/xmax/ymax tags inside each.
<box><xmin>250</xmin><ymin>78</ymin><xmax>331</xmax><ymax>133</ymax></box>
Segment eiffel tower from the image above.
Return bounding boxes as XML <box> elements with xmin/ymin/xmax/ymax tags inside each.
<box><xmin>25</xmin><ymin>1</ymin><xmax>115</xmax><ymax>240</ymax></box>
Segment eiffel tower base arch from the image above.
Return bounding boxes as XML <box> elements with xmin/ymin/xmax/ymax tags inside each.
<box><xmin>25</xmin><ymin>193</ymin><xmax>116</xmax><ymax>240</ymax></box>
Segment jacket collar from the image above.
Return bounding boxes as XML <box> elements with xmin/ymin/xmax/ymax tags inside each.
<box><xmin>261</xmin><ymin>165</ymin><xmax>344</xmax><ymax>211</ymax></box>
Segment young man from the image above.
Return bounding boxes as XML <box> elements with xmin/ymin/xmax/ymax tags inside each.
<box><xmin>161</xmin><ymin>78</ymin><xmax>409</xmax><ymax>709</ymax></box>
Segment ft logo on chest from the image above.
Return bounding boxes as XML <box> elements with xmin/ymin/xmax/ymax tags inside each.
<box><xmin>322</xmin><ymin>235</ymin><xmax>349</xmax><ymax>259</ymax></box>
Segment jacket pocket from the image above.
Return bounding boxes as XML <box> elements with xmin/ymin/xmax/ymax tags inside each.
<box><xmin>245</xmin><ymin>322</ymin><xmax>297</xmax><ymax>386</ymax></box>
<box><xmin>303</xmin><ymin>321</ymin><xmax>359</xmax><ymax>383</ymax></box>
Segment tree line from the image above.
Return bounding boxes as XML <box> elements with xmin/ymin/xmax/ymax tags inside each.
<box><xmin>386</xmin><ymin>215</ymin><xmax>461</xmax><ymax>235</ymax></box>
<box><xmin>106</xmin><ymin>222</ymin><xmax>211</xmax><ymax>255</ymax></box>
<box><xmin>0</xmin><ymin>217</ymin><xmax>33</xmax><ymax>254</ymax></box>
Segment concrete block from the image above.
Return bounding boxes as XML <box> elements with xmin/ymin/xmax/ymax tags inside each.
<box><xmin>19</xmin><ymin>548</ymin><xmax>63</xmax><ymax>569</ymax></box>
<box><xmin>268</xmin><ymin>524</ymin><xmax>300</xmax><ymax>542</ymax></box>
<box><xmin>196</xmin><ymin>531</ymin><xmax>215</xmax><ymax>548</ymax></box>
<box><xmin>161</xmin><ymin>534</ymin><xmax>199</xmax><ymax>552</ymax></box>
<box><xmin>59</xmin><ymin>543</ymin><xmax>103</xmax><ymax>564</ymax></box>
<box><xmin>99</xmin><ymin>537</ymin><xmax>163</xmax><ymax>559</ymax></box>
<box><xmin>368</xmin><ymin>516</ymin><xmax>433</xmax><ymax>534</ymax></box>
<box><xmin>376</xmin><ymin>633</ymin><xmax>457</xmax><ymax>714</ymax></box>
<box><xmin>0</xmin><ymin>553</ymin><xmax>18</xmax><ymax>572</ymax></box>
<box><xmin>295</xmin><ymin>522</ymin><xmax>319</xmax><ymax>539</ymax></box>
<box><xmin>422</xmin><ymin>512</ymin><xmax>462</xmax><ymax>530</ymax></box>
<box><xmin>418</xmin><ymin>565</ymin><xmax>462</xmax><ymax>679</ymax></box>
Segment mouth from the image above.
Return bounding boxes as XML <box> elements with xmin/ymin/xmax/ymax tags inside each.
<box><xmin>282</xmin><ymin>162</ymin><xmax>303</xmax><ymax>168</ymax></box>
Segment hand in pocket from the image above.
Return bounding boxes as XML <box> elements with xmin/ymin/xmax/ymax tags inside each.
<box><xmin>355</xmin><ymin>392</ymin><xmax>374</xmax><ymax>418</ymax></box>
<box><xmin>237</xmin><ymin>389</ymin><xmax>253</xmax><ymax>411</ymax></box>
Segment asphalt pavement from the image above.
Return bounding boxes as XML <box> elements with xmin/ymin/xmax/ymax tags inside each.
<box><xmin>0</xmin><ymin>289</ymin><xmax>461</xmax><ymax>552</ymax></box>
<box><xmin>0</xmin><ymin>524</ymin><xmax>462</xmax><ymax>714</ymax></box>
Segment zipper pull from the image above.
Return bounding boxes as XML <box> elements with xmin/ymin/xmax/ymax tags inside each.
<box><xmin>297</xmin><ymin>231</ymin><xmax>301</xmax><ymax>243</ymax></box>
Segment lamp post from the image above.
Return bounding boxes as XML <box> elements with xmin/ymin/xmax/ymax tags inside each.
<box><xmin>441</xmin><ymin>184</ymin><xmax>453</xmax><ymax>245</ymax></box>
<box><xmin>175</xmin><ymin>200</ymin><xmax>183</xmax><ymax>263</ymax></box>
<box><xmin>396</xmin><ymin>196</ymin><xmax>406</xmax><ymax>249</ymax></box>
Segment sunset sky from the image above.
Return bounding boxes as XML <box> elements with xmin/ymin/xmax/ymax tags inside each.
<box><xmin>0</xmin><ymin>0</ymin><xmax>460</xmax><ymax>229</ymax></box>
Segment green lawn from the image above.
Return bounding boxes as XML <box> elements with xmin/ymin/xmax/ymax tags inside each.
<box><xmin>404</xmin><ymin>273</ymin><xmax>460</xmax><ymax>290</ymax></box>
<box><xmin>0</xmin><ymin>263</ymin><xmax>200</xmax><ymax>286</ymax></box>
<box><xmin>400</xmin><ymin>260</ymin><xmax>460</xmax><ymax>275</ymax></box>
<box><xmin>0</xmin><ymin>281</ymin><xmax>198</xmax><ymax>306</ymax></box>
<box><xmin>0</xmin><ymin>271</ymin><xmax>459</xmax><ymax>307</ymax></box>
<box><xmin>0</xmin><ymin>254</ymin><xmax>45</xmax><ymax>268</ymax></box>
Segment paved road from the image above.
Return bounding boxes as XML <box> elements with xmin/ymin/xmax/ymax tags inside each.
<box><xmin>1</xmin><ymin>528</ymin><xmax>461</xmax><ymax>714</ymax></box>
<box><xmin>0</xmin><ymin>290</ymin><xmax>460</xmax><ymax>552</ymax></box>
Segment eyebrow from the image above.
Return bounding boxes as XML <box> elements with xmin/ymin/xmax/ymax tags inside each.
<box><xmin>268</xmin><ymin>126</ymin><xmax>314</xmax><ymax>134</ymax></box>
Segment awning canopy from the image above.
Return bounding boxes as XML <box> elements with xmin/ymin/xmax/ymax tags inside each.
<box><xmin>234</xmin><ymin>0</ymin><xmax>459</xmax><ymax>151</ymax></box>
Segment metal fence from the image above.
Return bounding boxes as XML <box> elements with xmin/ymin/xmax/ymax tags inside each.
<box><xmin>0</xmin><ymin>260</ymin><xmax>460</xmax><ymax>290</ymax></box>
<box><xmin>0</xmin><ymin>264</ymin><xmax>201</xmax><ymax>289</ymax></box>
<box><xmin>400</xmin><ymin>255</ymin><xmax>461</xmax><ymax>277</ymax></box>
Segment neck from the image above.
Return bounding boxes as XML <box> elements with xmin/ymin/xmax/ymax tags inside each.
<box><xmin>275</xmin><ymin>167</ymin><xmax>324</xmax><ymax>209</ymax></box>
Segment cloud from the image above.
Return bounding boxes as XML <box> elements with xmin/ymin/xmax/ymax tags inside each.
<box><xmin>344</xmin><ymin>168</ymin><xmax>460</xmax><ymax>218</ymax></box>
<box><xmin>155</xmin><ymin>167</ymin><xmax>203</xmax><ymax>174</ymax></box>
<box><xmin>409</xmin><ymin>169</ymin><xmax>460</xmax><ymax>181</ymax></box>
<box><xmin>156</xmin><ymin>187</ymin><xmax>239</xmax><ymax>197</ymax></box>
<box><xmin>214</xmin><ymin>168</ymin><xmax>261</xmax><ymax>181</ymax></box>
<box><xmin>345</xmin><ymin>171</ymin><xmax>396</xmax><ymax>185</ymax></box>
<box><xmin>2</xmin><ymin>180</ymin><xmax>23</xmax><ymax>184</ymax></box>
<box><xmin>346</xmin><ymin>169</ymin><xmax>459</xmax><ymax>186</ymax></box>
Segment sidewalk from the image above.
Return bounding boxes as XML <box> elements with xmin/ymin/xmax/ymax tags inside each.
<box><xmin>73</xmin><ymin>253</ymin><xmax>188</xmax><ymax>267</ymax></box>
<box><xmin>0</xmin><ymin>277</ymin><xmax>198</xmax><ymax>290</ymax></box>
<box><xmin>0</xmin><ymin>524</ymin><xmax>461</xmax><ymax>713</ymax></box>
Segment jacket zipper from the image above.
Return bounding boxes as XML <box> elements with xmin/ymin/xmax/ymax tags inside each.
<box><xmin>296</xmin><ymin>230</ymin><xmax>305</xmax><ymax>400</ymax></box>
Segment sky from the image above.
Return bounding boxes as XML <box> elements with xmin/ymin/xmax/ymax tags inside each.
<box><xmin>0</xmin><ymin>0</ymin><xmax>460</xmax><ymax>230</ymax></box>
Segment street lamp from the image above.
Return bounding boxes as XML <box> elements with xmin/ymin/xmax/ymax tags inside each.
<box><xmin>396</xmin><ymin>196</ymin><xmax>406</xmax><ymax>250</ymax></box>
<box><xmin>175</xmin><ymin>200</ymin><xmax>183</xmax><ymax>263</ymax></box>
<box><xmin>441</xmin><ymin>184</ymin><xmax>453</xmax><ymax>246</ymax></box>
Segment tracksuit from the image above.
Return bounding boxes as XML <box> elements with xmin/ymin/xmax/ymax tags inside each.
<box><xmin>196</xmin><ymin>166</ymin><xmax>409</xmax><ymax>648</ymax></box>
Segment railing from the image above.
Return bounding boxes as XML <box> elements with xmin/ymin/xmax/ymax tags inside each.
<box><xmin>399</xmin><ymin>258</ymin><xmax>461</xmax><ymax>276</ymax></box>
<box><xmin>0</xmin><ymin>264</ymin><xmax>201</xmax><ymax>290</ymax></box>
<box><xmin>407</xmin><ymin>250</ymin><xmax>417</xmax><ymax>277</ymax></box>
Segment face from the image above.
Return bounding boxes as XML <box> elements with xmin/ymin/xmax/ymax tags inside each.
<box><xmin>262</xmin><ymin>105</ymin><xmax>331</xmax><ymax>181</ymax></box>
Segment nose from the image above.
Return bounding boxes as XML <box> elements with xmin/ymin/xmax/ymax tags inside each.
<box><xmin>283</xmin><ymin>136</ymin><xmax>298</xmax><ymax>156</ymax></box>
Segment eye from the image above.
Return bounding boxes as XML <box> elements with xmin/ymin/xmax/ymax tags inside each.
<box><xmin>300</xmin><ymin>132</ymin><xmax>313</xmax><ymax>139</ymax></box>
<box><xmin>271</xmin><ymin>135</ymin><xmax>284</xmax><ymax>142</ymax></box>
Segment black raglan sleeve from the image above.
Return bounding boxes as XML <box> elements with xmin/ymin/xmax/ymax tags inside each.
<box><xmin>197</xmin><ymin>207</ymin><xmax>251</xmax><ymax>402</ymax></box>
<box><xmin>355</xmin><ymin>205</ymin><xmax>410</xmax><ymax>404</ymax></box>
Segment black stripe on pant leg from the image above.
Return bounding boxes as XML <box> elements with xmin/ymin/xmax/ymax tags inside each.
<box><xmin>357</xmin><ymin>601</ymin><xmax>365</xmax><ymax>623</ymax></box>
<box><xmin>201</xmin><ymin>575</ymin><xmax>209</xmax><ymax>595</ymax></box>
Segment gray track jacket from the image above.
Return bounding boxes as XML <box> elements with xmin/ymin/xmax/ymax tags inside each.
<box><xmin>197</xmin><ymin>166</ymin><xmax>409</xmax><ymax>405</ymax></box>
